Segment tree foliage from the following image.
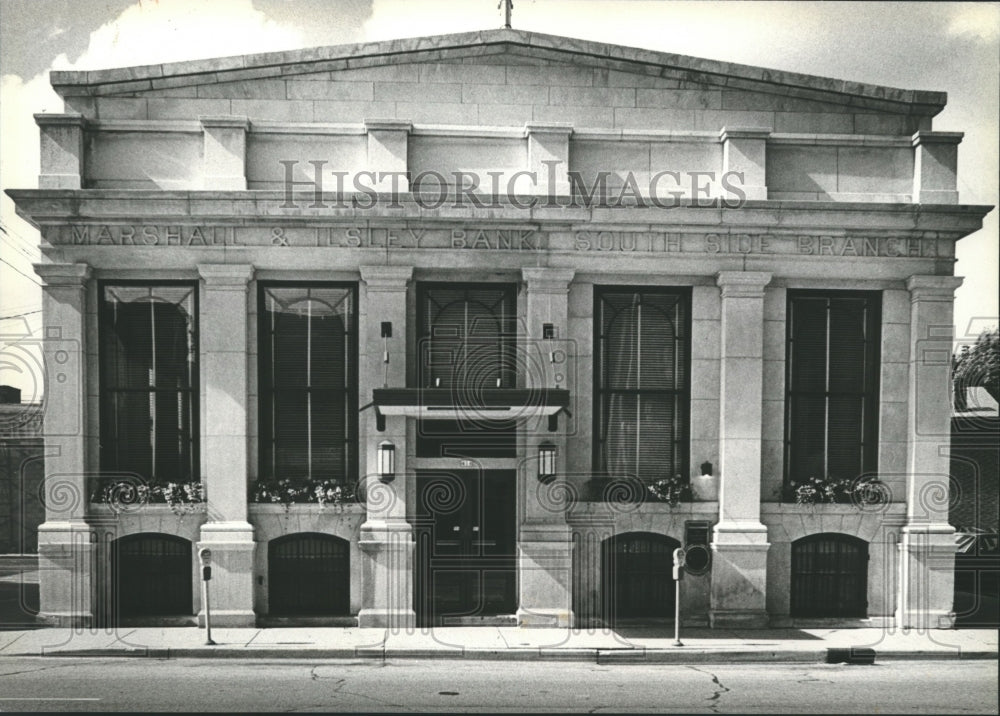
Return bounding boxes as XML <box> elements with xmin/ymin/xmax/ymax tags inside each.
<box><xmin>954</xmin><ymin>328</ymin><xmax>1000</xmax><ymax>405</ymax></box>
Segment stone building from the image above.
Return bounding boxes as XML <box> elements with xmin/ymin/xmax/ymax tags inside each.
<box><xmin>0</xmin><ymin>388</ymin><xmax>44</xmax><ymax>628</ymax></box>
<box><xmin>6</xmin><ymin>30</ymin><xmax>993</xmax><ymax>628</ymax></box>
<box><xmin>0</xmin><ymin>389</ymin><xmax>44</xmax><ymax>556</ymax></box>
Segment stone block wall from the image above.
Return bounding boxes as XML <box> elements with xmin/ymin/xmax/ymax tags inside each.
<box><xmin>65</xmin><ymin>55</ymin><xmax>930</xmax><ymax>136</ymax></box>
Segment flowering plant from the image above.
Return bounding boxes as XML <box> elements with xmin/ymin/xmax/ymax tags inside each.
<box><xmin>646</xmin><ymin>474</ymin><xmax>691</xmax><ymax>506</ymax></box>
<box><xmin>251</xmin><ymin>478</ymin><xmax>356</xmax><ymax>509</ymax></box>
<box><xmin>790</xmin><ymin>475</ymin><xmax>887</xmax><ymax>505</ymax></box>
<box><xmin>93</xmin><ymin>479</ymin><xmax>204</xmax><ymax>516</ymax></box>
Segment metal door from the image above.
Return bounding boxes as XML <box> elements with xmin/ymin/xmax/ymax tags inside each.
<box><xmin>602</xmin><ymin>532</ymin><xmax>679</xmax><ymax>622</ymax></box>
<box><xmin>791</xmin><ymin>533</ymin><xmax>868</xmax><ymax>617</ymax></box>
<box><xmin>111</xmin><ymin>533</ymin><xmax>192</xmax><ymax>618</ymax></box>
<box><xmin>415</xmin><ymin>470</ymin><xmax>516</xmax><ymax>624</ymax></box>
<box><xmin>268</xmin><ymin>533</ymin><xmax>350</xmax><ymax>615</ymax></box>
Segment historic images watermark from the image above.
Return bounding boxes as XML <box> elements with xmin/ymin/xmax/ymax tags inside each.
<box><xmin>278</xmin><ymin>159</ymin><xmax>750</xmax><ymax>210</ymax></box>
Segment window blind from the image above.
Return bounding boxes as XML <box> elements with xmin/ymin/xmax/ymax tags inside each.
<box><xmin>785</xmin><ymin>291</ymin><xmax>881</xmax><ymax>488</ymax></box>
<box><xmin>595</xmin><ymin>288</ymin><xmax>690</xmax><ymax>482</ymax></box>
<box><xmin>99</xmin><ymin>283</ymin><xmax>197</xmax><ymax>483</ymax></box>
<box><xmin>259</xmin><ymin>285</ymin><xmax>356</xmax><ymax>482</ymax></box>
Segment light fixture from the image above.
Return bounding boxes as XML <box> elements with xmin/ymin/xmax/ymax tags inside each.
<box><xmin>377</xmin><ymin>441</ymin><xmax>395</xmax><ymax>483</ymax></box>
<box><xmin>381</xmin><ymin>322</ymin><xmax>392</xmax><ymax>388</ymax></box>
<box><xmin>538</xmin><ymin>442</ymin><xmax>556</xmax><ymax>484</ymax></box>
<box><xmin>700</xmin><ymin>461</ymin><xmax>713</xmax><ymax>477</ymax></box>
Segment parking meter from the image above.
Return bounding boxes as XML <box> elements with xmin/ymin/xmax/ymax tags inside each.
<box><xmin>198</xmin><ymin>548</ymin><xmax>216</xmax><ymax>645</ymax></box>
<box><xmin>199</xmin><ymin>548</ymin><xmax>212</xmax><ymax>581</ymax></box>
<box><xmin>672</xmin><ymin>547</ymin><xmax>685</xmax><ymax>581</ymax></box>
<box><xmin>671</xmin><ymin>548</ymin><xmax>685</xmax><ymax>647</ymax></box>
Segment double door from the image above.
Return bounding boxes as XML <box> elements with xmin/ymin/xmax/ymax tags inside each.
<box><xmin>414</xmin><ymin>470</ymin><xmax>517</xmax><ymax>624</ymax></box>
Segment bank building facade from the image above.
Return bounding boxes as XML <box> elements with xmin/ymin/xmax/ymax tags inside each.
<box><xmin>8</xmin><ymin>29</ymin><xmax>992</xmax><ymax>629</ymax></box>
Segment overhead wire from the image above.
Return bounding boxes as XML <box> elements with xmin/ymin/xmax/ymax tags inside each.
<box><xmin>0</xmin><ymin>255</ymin><xmax>42</xmax><ymax>287</ymax></box>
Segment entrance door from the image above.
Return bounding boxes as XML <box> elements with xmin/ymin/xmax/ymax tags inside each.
<box><xmin>414</xmin><ymin>470</ymin><xmax>517</xmax><ymax>624</ymax></box>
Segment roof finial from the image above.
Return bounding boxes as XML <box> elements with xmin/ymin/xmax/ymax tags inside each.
<box><xmin>499</xmin><ymin>0</ymin><xmax>513</xmax><ymax>29</ymax></box>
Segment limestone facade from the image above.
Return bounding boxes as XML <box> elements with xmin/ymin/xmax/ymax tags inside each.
<box><xmin>8</xmin><ymin>30</ymin><xmax>993</xmax><ymax>629</ymax></box>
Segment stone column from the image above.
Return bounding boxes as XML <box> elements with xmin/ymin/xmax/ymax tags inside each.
<box><xmin>710</xmin><ymin>271</ymin><xmax>771</xmax><ymax>628</ymax></box>
<box><xmin>365</xmin><ymin>120</ymin><xmax>411</xmax><ymax>193</ymax></box>
<box><xmin>201</xmin><ymin>116</ymin><xmax>249</xmax><ymax>190</ymax></box>
<box><xmin>720</xmin><ymin>127</ymin><xmax>769</xmax><ymax>201</ymax></box>
<box><xmin>525</xmin><ymin>123</ymin><xmax>572</xmax><ymax>198</ymax></box>
<box><xmin>196</xmin><ymin>264</ymin><xmax>255</xmax><ymax>627</ymax></box>
<box><xmin>518</xmin><ymin>268</ymin><xmax>575</xmax><ymax>627</ymax></box>
<box><xmin>35</xmin><ymin>114</ymin><xmax>85</xmax><ymax>189</ymax></box>
<box><xmin>912</xmin><ymin>131</ymin><xmax>962</xmax><ymax>204</ymax></box>
<box><xmin>33</xmin><ymin>262</ymin><xmax>91</xmax><ymax>625</ymax></box>
<box><xmin>898</xmin><ymin>275</ymin><xmax>963</xmax><ymax>629</ymax></box>
<box><xmin>358</xmin><ymin>265</ymin><xmax>414</xmax><ymax>628</ymax></box>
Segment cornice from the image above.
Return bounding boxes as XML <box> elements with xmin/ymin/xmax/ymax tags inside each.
<box><xmin>48</xmin><ymin>29</ymin><xmax>946</xmax><ymax>116</ymax></box>
<box><xmin>5</xmin><ymin>190</ymin><xmax>993</xmax><ymax>241</ymax></box>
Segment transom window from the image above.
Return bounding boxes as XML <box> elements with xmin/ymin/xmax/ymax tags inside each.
<box><xmin>417</xmin><ymin>283</ymin><xmax>517</xmax><ymax>389</ymax></box>
<box><xmin>595</xmin><ymin>288</ymin><xmax>690</xmax><ymax>482</ymax></box>
<box><xmin>99</xmin><ymin>283</ymin><xmax>198</xmax><ymax>483</ymax></box>
<box><xmin>416</xmin><ymin>284</ymin><xmax>517</xmax><ymax>458</ymax></box>
<box><xmin>258</xmin><ymin>284</ymin><xmax>357</xmax><ymax>482</ymax></box>
<box><xmin>785</xmin><ymin>291</ymin><xmax>881</xmax><ymax>490</ymax></box>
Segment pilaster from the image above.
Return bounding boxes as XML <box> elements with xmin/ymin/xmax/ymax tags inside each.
<box><xmin>720</xmin><ymin>127</ymin><xmax>769</xmax><ymax>201</ymax></box>
<box><xmin>201</xmin><ymin>116</ymin><xmax>249</xmax><ymax>190</ymax></box>
<box><xmin>35</xmin><ymin>114</ymin><xmax>85</xmax><ymax>189</ymax></box>
<box><xmin>33</xmin><ymin>262</ymin><xmax>91</xmax><ymax>625</ymax></box>
<box><xmin>525</xmin><ymin>123</ymin><xmax>572</xmax><ymax>197</ymax></box>
<box><xmin>358</xmin><ymin>265</ymin><xmax>414</xmax><ymax>628</ymax></box>
<box><xmin>710</xmin><ymin>270</ymin><xmax>771</xmax><ymax>628</ymax></box>
<box><xmin>196</xmin><ymin>263</ymin><xmax>255</xmax><ymax>626</ymax></box>
<box><xmin>898</xmin><ymin>274</ymin><xmax>963</xmax><ymax>628</ymax></box>
<box><xmin>518</xmin><ymin>267</ymin><xmax>575</xmax><ymax>627</ymax></box>
<box><xmin>365</xmin><ymin>120</ymin><xmax>411</xmax><ymax>193</ymax></box>
<box><xmin>912</xmin><ymin>131</ymin><xmax>962</xmax><ymax>204</ymax></box>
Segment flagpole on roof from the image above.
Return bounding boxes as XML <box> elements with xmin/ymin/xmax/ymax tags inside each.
<box><xmin>500</xmin><ymin>0</ymin><xmax>513</xmax><ymax>29</ymax></box>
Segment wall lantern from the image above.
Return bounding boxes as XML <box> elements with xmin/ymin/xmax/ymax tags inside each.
<box><xmin>377</xmin><ymin>441</ymin><xmax>395</xmax><ymax>483</ymax></box>
<box><xmin>538</xmin><ymin>442</ymin><xmax>557</xmax><ymax>484</ymax></box>
<box><xmin>700</xmin><ymin>461</ymin><xmax>713</xmax><ymax>477</ymax></box>
<box><xmin>380</xmin><ymin>322</ymin><xmax>392</xmax><ymax>389</ymax></box>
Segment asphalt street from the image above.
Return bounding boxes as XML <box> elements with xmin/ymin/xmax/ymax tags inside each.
<box><xmin>0</xmin><ymin>657</ymin><xmax>996</xmax><ymax>713</ymax></box>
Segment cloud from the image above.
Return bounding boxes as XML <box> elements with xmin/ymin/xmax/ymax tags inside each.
<box><xmin>362</xmin><ymin>0</ymin><xmax>494</xmax><ymax>41</ymax></box>
<box><xmin>0</xmin><ymin>71</ymin><xmax>62</xmax><ymax>327</ymax></box>
<box><xmin>52</xmin><ymin>0</ymin><xmax>304</xmax><ymax>70</ymax></box>
<box><xmin>1</xmin><ymin>0</ymin><xmax>309</xmax><ymax>396</ymax></box>
<box><xmin>947</xmin><ymin>4</ymin><xmax>1000</xmax><ymax>42</ymax></box>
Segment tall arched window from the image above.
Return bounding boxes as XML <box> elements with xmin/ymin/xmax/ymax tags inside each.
<box><xmin>602</xmin><ymin>532</ymin><xmax>681</xmax><ymax>622</ymax></box>
<box><xmin>595</xmin><ymin>288</ymin><xmax>690</xmax><ymax>483</ymax></box>
<box><xmin>99</xmin><ymin>283</ymin><xmax>198</xmax><ymax>484</ymax></box>
<box><xmin>258</xmin><ymin>284</ymin><xmax>357</xmax><ymax>483</ymax></box>
<box><xmin>110</xmin><ymin>533</ymin><xmax>192</xmax><ymax>618</ymax></box>
<box><xmin>268</xmin><ymin>533</ymin><xmax>350</xmax><ymax>615</ymax></box>
<box><xmin>791</xmin><ymin>533</ymin><xmax>868</xmax><ymax>617</ymax></box>
<box><xmin>785</xmin><ymin>291</ymin><xmax>880</xmax><ymax>495</ymax></box>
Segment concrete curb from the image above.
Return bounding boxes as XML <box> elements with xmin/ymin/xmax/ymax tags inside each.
<box><xmin>24</xmin><ymin>646</ymin><xmax>999</xmax><ymax>663</ymax></box>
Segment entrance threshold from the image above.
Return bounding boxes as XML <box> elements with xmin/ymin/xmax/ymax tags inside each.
<box><xmin>439</xmin><ymin>615</ymin><xmax>518</xmax><ymax>627</ymax></box>
<box><xmin>259</xmin><ymin>616</ymin><xmax>359</xmax><ymax>628</ymax></box>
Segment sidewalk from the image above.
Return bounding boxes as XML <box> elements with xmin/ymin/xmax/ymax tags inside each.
<box><xmin>0</xmin><ymin>626</ymin><xmax>996</xmax><ymax>663</ymax></box>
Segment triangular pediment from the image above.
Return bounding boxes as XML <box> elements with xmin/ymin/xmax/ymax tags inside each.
<box><xmin>50</xmin><ymin>29</ymin><xmax>944</xmax><ymax>117</ymax></box>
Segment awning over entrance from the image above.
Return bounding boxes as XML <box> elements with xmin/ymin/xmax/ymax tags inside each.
<box><xmin>366</xmin><ymin>387</ymin><xmax>570</xmax><ymax>430</ymax></box>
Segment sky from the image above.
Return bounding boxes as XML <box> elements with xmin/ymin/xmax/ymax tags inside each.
<box><xmin>0</xmin><ymin>0</ymin><xmax>997</xmax><ymax>400</ymax></box>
